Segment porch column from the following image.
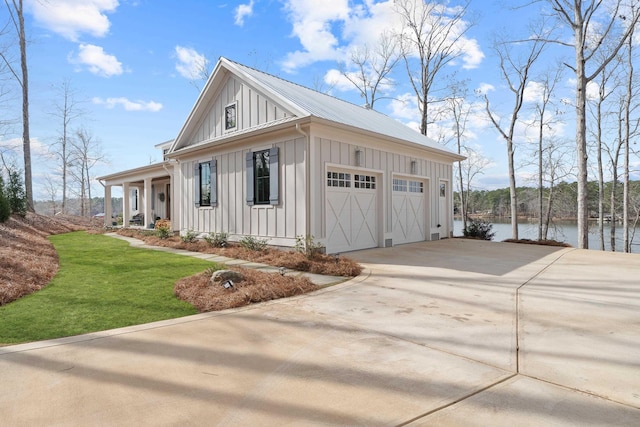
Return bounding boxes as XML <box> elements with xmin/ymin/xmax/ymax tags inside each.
<box><xmin>104</xmin><ymin>185</ymin><xmax>112</xmax><ymax>227</ymax></box>
<box><xmin>123</xmin><ymin>182</ymin><xmax>130</xmax><ymax>226</ymax></box>
<box><xmin>144</xmin><ymin>177</ymin><xmax>153</xmax><ymax>228</ymax></box>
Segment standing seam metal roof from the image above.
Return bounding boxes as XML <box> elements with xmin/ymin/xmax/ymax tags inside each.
<box><xmin>223</xmin><ymin>58</ymin><xmax>459</xmax><ymax>157</ymax></box>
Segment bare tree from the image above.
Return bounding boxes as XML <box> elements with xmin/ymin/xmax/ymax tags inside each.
<box><xmin>528</xmin><ymin>66</ymin><xmax>564</xmax><ymax>240</ymax></box>
<box><xmin>70</xmin><ymin>128</ymin><xmax>104</xmax><ymax>217</ymax></box>
<box><xmin>394</xmin><ymin>0</ymin><xmax>474</xmax><ymax>136</ymax></box>
<box><xmin>484</xmin><ymin>34</ymin><xmax>547</xmax><ymax>239</ymax></box>
<box><xmin>47</xmin><ymin>78</ymin><xmax>85</xmax><ymax>215</ymax></box>
<box><xmin>541</xmin><ymin>139</ymin><xmax>575</xmax><ymax>239</ymax></box>
<box><xmin>337</xmin><ymin>31</ymin><xmax>401</xmax><ymax>109</ymax></box>
<box><xmin>41</xmin><ymin>173</ymin><xmax>59</xmax><ymax>215</ymax></box>
<box><xmin>621</xmin><ymin>23</ymin><xmax>640</xmax><ymax>253</ymax></box>
<box><xmin>443</xmin><ymin>80</ymin><xmax>472</xmax><ymax>229</ymax></box>
<box><xmin>545</xmin><ymin>0</ymin><xmax>640</xmax><ymax>249</ymax></box>
<box><xmin>0</xmin><ymin>0</ymin><xmax>32</xmax><ymax>211</ymax></box>
<box><xmin>588</xmin><ymin>59</ymin><xmax>620</xmax><ymax>250</ymax></box>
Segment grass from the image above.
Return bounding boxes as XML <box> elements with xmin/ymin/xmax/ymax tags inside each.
<box><xmin>0</xmin><ymin>231</ymin><xmax>215</xmax><ymax>345</ymax></box>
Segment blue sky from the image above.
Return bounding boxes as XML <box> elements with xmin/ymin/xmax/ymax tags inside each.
<box><xmin>1</xmin><ymin>0</ymin><xmax>622</xmax><ymax>200</ymax></box>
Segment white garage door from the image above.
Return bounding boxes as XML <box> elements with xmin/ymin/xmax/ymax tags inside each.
<box><xmin>326</xmin><ymin>171</ymin><xmax>378</xmax><ymax>253</ymax></box>
<box><xmin>392</xmin><ymin>178</ymin><xmax>427</xmax><ymax>245</ymax></box>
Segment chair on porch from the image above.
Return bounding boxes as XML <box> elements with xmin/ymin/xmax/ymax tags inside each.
<box><xmin>129</xmin><ymin>213</ymin><xmax>144</xmax><ymax>226</ymax></box>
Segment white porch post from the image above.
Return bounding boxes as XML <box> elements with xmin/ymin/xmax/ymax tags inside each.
<box><xmin>144</xmin><ymin>177</ymin><xmax>152</xmax><ymax>228</ymax></box>
<box><xmin>123</xmin><ymin>182</ymin><xmax>130</xmax><ymax>226</ymax></box>
<box><xmin>104</xmin><ymin>185</ymin><xmax>112</xmax><ymax>227</ymax></box>
<box><xmin>173</xmin><ymin>163</ymin><xmax>182</xmax><ymax>232</ymax></box>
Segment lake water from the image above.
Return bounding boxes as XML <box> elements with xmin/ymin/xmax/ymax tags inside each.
<box><xmin>453</xmin><ymin>218</ymin><xmax>640</xmax><ymax>253</ymax></box>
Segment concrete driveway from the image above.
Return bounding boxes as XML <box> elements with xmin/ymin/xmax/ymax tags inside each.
<box><xmin>1</xmin><ymin>239</ymin><xmax>639</xmax><ymax>425</ymax></box>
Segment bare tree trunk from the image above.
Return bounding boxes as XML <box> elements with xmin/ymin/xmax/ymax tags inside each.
<box><xmin>547</xmin><ymin>0</ymin><xmax>640</xmax><ymax>249</ymax></box>
<box><xmin>538</xmin><ymin>118</ymin><xmax>543</xmax><ymax>241</ymax></box>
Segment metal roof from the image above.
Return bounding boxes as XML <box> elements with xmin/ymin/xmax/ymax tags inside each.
<box><xmin>223</xmin><ymin>58</ymin><xmax>459</xmax><ymax>157</ymax></box>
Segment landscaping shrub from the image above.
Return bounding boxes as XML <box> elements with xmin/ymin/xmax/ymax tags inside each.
<box><xmin>295</xmin><ymin>234</ymin><xmax>324</xmax><ymax>259</ymax></box>
<box><xmin>239</xmin><ymin>235</ymin><xmax>269</xmax><ymax>251</ymax></box>
<box><xmin>204</xmin><ymin>231</ymin><xmax>228</xmax><ymax>247</ymax></box>
<box><xmin>156</xmin><ymin>225</ymin><xmax>171</xmax><ymax>239</ymax></box>
<box><xmin>463</xmin><ymin>218</ymin><xmax>495</xmax><ymax>241</ymax></box>
<box><xmin>181</xmin><ymin>228</ymin><xmax>199</xmax><ymax>243</ymax></box>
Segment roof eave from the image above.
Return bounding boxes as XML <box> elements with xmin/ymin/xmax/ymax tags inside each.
<box><xmin>309</xmin><ymin>117</ymin><xmax>466</xmax><ymax>162</ymax></box>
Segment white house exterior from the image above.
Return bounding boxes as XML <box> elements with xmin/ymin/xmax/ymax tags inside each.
<box><xmin>98</xmin><ymin>57</ymin><xmax>464</xmax><ymax>254</ymax></box>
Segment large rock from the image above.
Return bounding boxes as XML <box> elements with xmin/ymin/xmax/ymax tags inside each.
<box><xmin>209</xmin><ymin>269</ymin><xmax>244</xmax><ymax>286</ymax></box>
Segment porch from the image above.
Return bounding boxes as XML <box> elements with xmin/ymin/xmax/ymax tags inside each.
<box><xmin>98</xmin><ymin>162</ymin><xmax>174</xmax><ymax>230</ymax></box>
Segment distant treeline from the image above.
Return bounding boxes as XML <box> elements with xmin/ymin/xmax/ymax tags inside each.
<box><xmin>35</xmin><ymin>197</ymin><xmax>123</xmax><ymax>217</ymax></box>
<box><xmin>455</xmin><ymin>180</ymin><xmax>640</xmax><ymax>219</ymax></box>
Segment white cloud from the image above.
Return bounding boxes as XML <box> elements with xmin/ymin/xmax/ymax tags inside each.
<box><xmin>389</xmin><ymin>92</ymin><xmax>420</xmax><ymax>122</ymax></box>
<box><xmin>281</xmin><ymin>0</ymin><xmax>351</xmax><ymax>71</ymax></box>
<box><xmin>174</xmin><ymin>46</ymin><xmax>208</xmax><ymax>80</ymax></box>
<box><xmin>476</xmin><ymin>83</ymin><xmax>495</xmax><ymax>95</ymax></box>
<box><xmin>92</xmin><ymin>97</ymin><xmax>163</xmax><ymax>112</ymax></box>
<box><xmin>323</xmin><ymin>68</ymin><xmax>357</xmax><ymax>92</ymax></box>
<box><xmin>234</xmin><ymin>0</ymin><xmax>255</xmax><ymax>26</ymax></box>
<box><xmin>523</xmin><ymin>81</ymin><xmax>545</xmax><ymax>103</ymax></box>
<box><xmin>280</xmin><ymin>1</ymin><xmax>483</xmax><ymax>72</ymax></box>
<box><xmin>71</xmin><ymin>44</ymin><xmax>123</xmax><ymax>77</ymax></box>
<box><xmin>27</xmin><ymin>0</ymin><xmax>119</xmax><ymax>41</ymax></box>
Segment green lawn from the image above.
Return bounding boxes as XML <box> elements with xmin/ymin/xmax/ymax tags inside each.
<box><xmin>0</xmin><ymin>232</ymin><xmax>216</xmax><ymax>345</ymax></box>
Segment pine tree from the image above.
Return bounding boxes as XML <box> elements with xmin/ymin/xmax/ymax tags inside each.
<box><xmin>7</xmin><ymin>168</ymin><xmax>27</xmax><ymax>217</ymax></box>
<box><xmin>0</xmin><ymin>176</ymin><xmax>10</xmax><ymax>223</ymax></box>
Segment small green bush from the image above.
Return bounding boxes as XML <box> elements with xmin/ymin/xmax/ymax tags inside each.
<box><xmin>295</xmin><ymin>234</ymin><xmax>324</xmax><ymax>259</ymax></box>
<box><xmin>156</xmin><ymin>225</ymin><xmax>172</xmax><ymax>239</ymax></box>
<box><xmin>181</xmin><ymin>229</ymin><xmax>199</xmax><ymax>243</ymax></box>
<box><xmin>204</xmin><ymin>232</ymin><xmax>228</xmax><ymax>247</ymax></box>
<box><xmin>463</xmin><ymin>219</ymin><xmax>495</xmax><ymax>241</ymax></box>
<box><xmin>239</xmin><ymin>235</ymin><xmax>269</xmax><ymax>251</ymax></box>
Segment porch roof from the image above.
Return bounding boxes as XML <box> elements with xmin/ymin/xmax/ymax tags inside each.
<box><xmin>97</xmin><ymin>161</ymin><xmax>172</xmax><ymax>186</ymax></box>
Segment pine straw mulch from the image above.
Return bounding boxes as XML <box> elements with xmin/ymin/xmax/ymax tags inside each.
<box><xmin>114</xmin><ymin>229</ymin><xmax>362</xmax><ymax>277</ymax></box>
<box><xmin>0</xmin><ymin>213</ymin><xmax>100</xmax><ymax>306</ymax></box>
<box><xmin>174</xmin><ymin>268</ymin><xmax>317</xmax><ymax>313</ymax></box>
<box><xmin>502</xmin><ymin>238</ymin><xmax>572</xmax><ymax>247</ymax></box>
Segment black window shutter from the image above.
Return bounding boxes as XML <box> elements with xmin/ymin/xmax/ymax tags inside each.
<box><xmin>211</xmin><ymin>158</ymin><xmax>217</xmax><ymax>206</ymax></box>
<box><xmin>245</xmin><ymin>152</ymin><xmax>254</xmax><ymax>205</ymax></box>
<box><xmin>194</xmin><ymin>162</ymin><xmax>201</xmax><ymax>207</ymax></box>
<box><xmin>269</xmin><ymin>147</ymin><xmax>279</xmax><ymax>205</ymax></box>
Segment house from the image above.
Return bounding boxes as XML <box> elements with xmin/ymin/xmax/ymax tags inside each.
<box><xmin>98</xmin><ymin>57</ymin><xmax>464</xmax><ymax>254</ymax></box>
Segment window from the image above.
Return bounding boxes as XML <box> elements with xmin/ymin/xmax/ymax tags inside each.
<box><xmin>354</xmin><ymin>174</ymin><xmax>376</xmax><ymax>189</ymax></box>
<box><xmin>246</xmin><ymin>148</ymin><xmax>279</xmax><ymax>206</ymax></box>
<box><xmin>409</xmin><ymin>181</ymin><xmax>424</xmax><ymax>193</ymax></box>
<box><xmin>225</xmin><ymin>103</ymin><xmax>237</xmax><ymax>130</ymax></box>
<box><xmin>440</xmin><ymin>182</ymin><xmax>446</xmax><ymax>197</ymax></box>
<box><xmin>194</xmin><ymin>159</ymin><xmax>217</xmax><ymax>207</ymax></box>
<box><xmin>327</xmin><ymin>172</ymin><xmax>351</xmax><ymax>188</ymax></box>
<box><xmin>199</xmin><ymin>162</ymin><xmax>211</xmax><ymax>206</ymax></box>
<box><xmin>393</xmin><ymin>178</ymin><xmax>407</xmax><ymax>192</ymax></box>
<box><xmin>254</xmin><ymin>150</ymin><xmax>270</xmax><ymax>204</ymax></box>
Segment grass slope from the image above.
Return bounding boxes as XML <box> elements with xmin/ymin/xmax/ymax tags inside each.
<box><xmin>0</xmin><ymin>232</ymin><xmax>214</xmax><ymax>344</ymax></box>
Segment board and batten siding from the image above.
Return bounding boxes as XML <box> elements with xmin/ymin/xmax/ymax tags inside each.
<box><xmin>310</xmin><ymin>136</ymin><xmax>453</xmax><ymax>244</ymax></box>
<box><xmin>189</xmin><ymin>75</ymin><xmax>291</xmax><ymax>145</ymax></box>
<box><xmin>178</xmin><ymin>136</ymin><xmax>307</xmax><ymax>246</ymax></box>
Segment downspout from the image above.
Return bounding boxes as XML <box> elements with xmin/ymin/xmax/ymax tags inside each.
<box><xmin>295</xmin><ymin>123</ymin><xmax>311</xmax><ymax>237</ymax></box>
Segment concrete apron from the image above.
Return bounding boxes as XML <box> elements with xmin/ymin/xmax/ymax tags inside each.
<box><xmin>1</xmin><ymin>239</ymin><xmax>639</xmax><ymax>426</ymax></box>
